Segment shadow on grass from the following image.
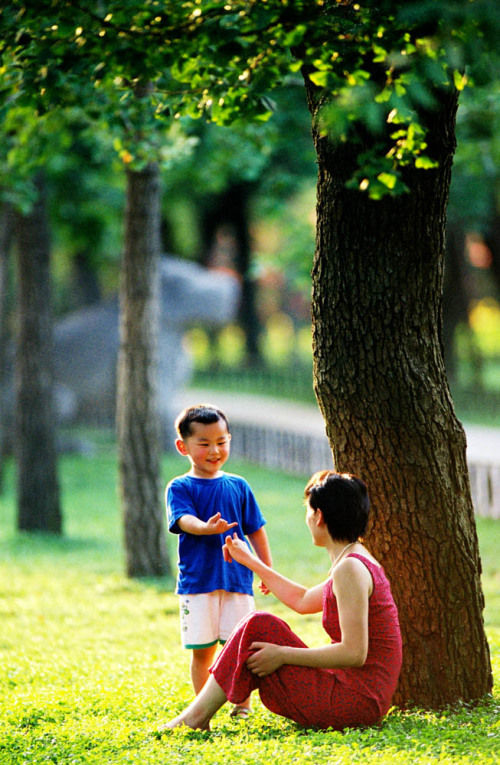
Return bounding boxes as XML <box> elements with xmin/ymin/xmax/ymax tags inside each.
<box><xmin>0</xmin><ymin>532</ymin><xmax>111</xmax><ymax>557</ymax></box>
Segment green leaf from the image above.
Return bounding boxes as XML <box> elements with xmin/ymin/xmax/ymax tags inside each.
<box><xmin>453</xmin><ymin>69</ymin><xmax>468</xmax><ymax>91</ymax></box>
<box><xmin>308</xmin><ymin>70</ymin><xmax>330</xmax><ymax>88</ymax></box>
<box><xmin>372</xmin><ymin>44</ymin><xmax>388</xmax><ymax>63</ymax></box>
<box><xmin>377</xmin><ymin>171</ymin><xmax>397</xmax><ymax>189</ymax></box>
<box><xmin>415</xmin><ymin>155</ymin><xmax>439</xmax><ymax>169</ymax></box>
<box><xmin>283</xmin><ymin>25</ymin><xmax>307</xmax><ymax>47</ymax></box>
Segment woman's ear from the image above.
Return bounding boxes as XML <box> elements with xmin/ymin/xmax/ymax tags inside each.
<box><xmin>315</xmin><ymin>508</ymin><xmax>326</xmax><ymax>527</ymax></box>
<box><xmin>175</xmin><ymin>438</ymin><xmax>188</xmax><ymax>456</ymax></box>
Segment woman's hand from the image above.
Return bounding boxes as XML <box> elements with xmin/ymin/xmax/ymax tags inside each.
<box><xmin>223</xmin><ymin>533</ymin><xmax>270</xmax><ymax>593</ymax></box>
<box><xmin>223</xmin><ymin>532</ymin><xmax>255</xmax><ymax>566</ymax></box>
<box><xmin>246</xmin><ymin>642</ymin><xmax>284</xmax><ymax>677</ymax></box>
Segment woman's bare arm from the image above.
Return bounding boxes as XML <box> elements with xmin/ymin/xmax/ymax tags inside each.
<box><xmin>223</xmin><ymin>532</ymin><xmax>324</xmax><ymax>614</ymax></box>
<box><xmin>245</xmin><ymin>557</ymin><xmax>372</xmax><ymax>676</ymax></box>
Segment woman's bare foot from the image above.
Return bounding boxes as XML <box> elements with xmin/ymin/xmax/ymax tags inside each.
<box><xmin>156</xmin><ymin>713</ymin><xmax>210</xmax><ymax>732</ymax></box>
<box><xmin>156</xmin><ymin>676</ymin><xmax>228</xmax><ymax>734</ymax></box>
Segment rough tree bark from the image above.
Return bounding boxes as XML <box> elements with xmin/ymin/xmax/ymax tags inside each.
<box><xmin>14</xmin><ymin>176</ymin><xmax>62</xmax><ymax>533</ymax></box>
<box><xmin>117</xmin><ymin>162</ymin><xmax>170</xmax><ymax>578</ymax></box>
<box><xmin>305</xmin><ymin>81</ymin><xmax>492</xmax><ymax>707</ymax></box>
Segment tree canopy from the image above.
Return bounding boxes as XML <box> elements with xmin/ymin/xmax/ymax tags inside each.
<box><xmin>2</xmin><ymin>1</ymin><xmax>498</xmax><ymax>196</ymax></box>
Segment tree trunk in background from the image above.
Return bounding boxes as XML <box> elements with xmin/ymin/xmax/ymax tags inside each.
<box><xmin>14</xmin><ymin>176</ymin><xmax>62</xmax><ymax>533</ymax></box>
<box><xmin>201</xmin><ymin>183</ymin><xmax>261</xmax><ymax>363</ymax></box>
<box><xmin>70</xmin><ymin>250</ymin><xmax>101</xmax><ymax>309</ymax></box>
<box><xmin>117</xmin><ymin>163</ymin><xmax>170</xmax><ymax>578</ymax></box>
<box><xmin>0</xmin><ymin>202</ymin><xmax>14</xmax><ymax>492</ymax></box>
<box><xmin>306</xmin><ymin>81</ymin><xmax>492</xmax><ymax>707</ymax></box>
<box><xmin>442</xmin><ymin>224</ymin><xmax>479</xmax><ymax>385</ymax></box>
<box><xmin>230</xmin><ymin>184</ymin><xmax>260</xmax><ymax>363</ymax></box>
<box><xmin>484</xmin><ymin>211</ymin><xmax>500</xmax><ymax>296</ymax></box>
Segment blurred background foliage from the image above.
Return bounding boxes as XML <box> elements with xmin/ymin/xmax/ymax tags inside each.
<box><xmin>2</xmin><ymin>73</ymin><xmax>499</xmax><ymax>425</ymax></box>
<box><xmin>171</xmin><ymin>76</ymin><xmax>500</xmax><ymax>425</ymax></box>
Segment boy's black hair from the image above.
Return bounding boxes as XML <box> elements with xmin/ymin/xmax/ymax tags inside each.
<box><xmin>304</xmin><ymin>470</ymin><xmax>370</xmax><ymax>542</ymax></box>
<box><xmin>175</xmin><ymin>404</ymin><xmax>230</xmax><ymax>439</ymax></box>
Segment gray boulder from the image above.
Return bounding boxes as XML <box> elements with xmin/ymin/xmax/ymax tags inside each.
<box><xmin>6</xmin><ymin>255</ymin><xmax>240</xmax><ymax>446</ymax></box>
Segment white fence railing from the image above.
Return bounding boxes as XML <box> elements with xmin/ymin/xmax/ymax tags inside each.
<box><xmin>468</xmin><ymin>462</ymin><xmax>500</xmax><ymax>519</ymax></box>
<box><xmin>229</xmin><ymin>422</ymin><xmax>500</xmax><ymax>520</ymax></box>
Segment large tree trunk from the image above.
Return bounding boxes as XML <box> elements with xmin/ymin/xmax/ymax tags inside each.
<box><xmin>14</xmin><ymin>176</ymin><xmax>62</xmax><ymax>533</ymax></box>
<box><xmin>306</xmin><ymin>82</ymin><xmax>492</xmax><ymax>707</ymax></box>
<box><xmin>117</xmin><ymin>163</ymin><xmax>170</xmax><ymax>578</ymax></box>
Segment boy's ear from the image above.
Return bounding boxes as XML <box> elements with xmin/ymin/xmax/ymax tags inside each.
<box><xmin>175</xmin><ymin>438</ymin><xmax>188</xmax><ymax>456</ymax></box>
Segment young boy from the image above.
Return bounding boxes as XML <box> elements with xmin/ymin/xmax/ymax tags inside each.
<box><xmin>166</xmin><ymin>403</ymin><xmax>272</xmax><ymax>717</ymax></box>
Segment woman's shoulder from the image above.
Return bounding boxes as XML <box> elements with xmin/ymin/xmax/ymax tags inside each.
<box><xmin>345</xmin><ymin>553</ymin><xmax>399</xmax><ymax>603</ymax></box>
<box><xmin>331</xmin><ymin>552</ymin><xmax>381</xmax><ymax>599</ymax></box>
<box><xmin>347</xmin><ymin>551</ymin><xmax>382</xmax><ymax>569</ymax></box>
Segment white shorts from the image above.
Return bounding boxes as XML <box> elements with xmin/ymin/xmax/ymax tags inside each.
<box><xmin>179</xmin><ymin>590</ymin><xmax>255</xmax><ymax>649</ymax></box>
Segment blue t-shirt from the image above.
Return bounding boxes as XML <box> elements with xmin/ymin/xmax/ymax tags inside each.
<box><xmin>166</xmin><ymin>472</ymin><xmax>266</xmax><ymax>595</ymax></box>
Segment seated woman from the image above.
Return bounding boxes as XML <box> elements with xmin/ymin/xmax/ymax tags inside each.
<box><xmin>161</xmin><ymin>470</ymin><xmax>402</xmax><ymax>731</ymax></box>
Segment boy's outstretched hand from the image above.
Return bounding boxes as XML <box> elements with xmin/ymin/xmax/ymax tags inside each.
<box><xmin>205</xmin><ymin>512</ymin><xmax>238</xmax><ymax>535</ymax></box>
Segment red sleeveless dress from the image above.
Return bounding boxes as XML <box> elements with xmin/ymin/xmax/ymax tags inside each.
<box><xmin>210</xmin><ymin>554</ymin><xmax>402</xmax><ymax>729</ymax></box>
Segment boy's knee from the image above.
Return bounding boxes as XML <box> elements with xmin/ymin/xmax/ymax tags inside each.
<box><xmin>192</xmin><ymin>644</ymin><xmax>217</xmax><ymax>664</ymax></box>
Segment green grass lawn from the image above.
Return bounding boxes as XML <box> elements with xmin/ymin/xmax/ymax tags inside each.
<box><xmin>0</xmin><ymin>442</ymin><xmax>498</xmax><ymax>764</ymax></box>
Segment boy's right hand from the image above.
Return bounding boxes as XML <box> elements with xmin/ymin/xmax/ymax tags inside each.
<box><xmin>204</xmin><ymin>512</ymin><xmax>238</xmax><ymax>535</ymax></box>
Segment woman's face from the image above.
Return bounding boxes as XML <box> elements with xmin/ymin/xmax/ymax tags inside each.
<box><xmin>305</xmin><ymin>501</ymin><xmax>323</xmax><ymax>546</ymax></box>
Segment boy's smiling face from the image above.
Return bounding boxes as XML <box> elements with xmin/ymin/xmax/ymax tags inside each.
<box><xmin>176</xmin><ymin>419</ymin><xmax>231</xmax><ymax>479</ymax></box>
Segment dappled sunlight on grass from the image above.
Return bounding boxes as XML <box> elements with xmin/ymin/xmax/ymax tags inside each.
<box><xmin>0</xmin><ymin>451</ymin><xmax>498</xmax><ymax>763</ymax></box>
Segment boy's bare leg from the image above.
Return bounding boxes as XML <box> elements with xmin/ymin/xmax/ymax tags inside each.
<box><xmin>160</xmin><ymin>675</ymin><xmax>228</xmax><ymax>731</ymax></box>
<box><xmin>190</xmin><ymin>645</ymin><xmax>218</xmax><ymax>693</ymax></box>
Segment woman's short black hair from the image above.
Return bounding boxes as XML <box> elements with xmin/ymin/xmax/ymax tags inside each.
<box><xmin>304</xmin><ymin>470</ymin><xmax>370</xmax><ymax>542</ymax></box>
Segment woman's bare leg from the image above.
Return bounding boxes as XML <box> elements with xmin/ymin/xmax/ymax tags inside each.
<box><xmin>159</xmin><ymin>675</ymin><xmax>228</xmax><ymax>731</ymax></box>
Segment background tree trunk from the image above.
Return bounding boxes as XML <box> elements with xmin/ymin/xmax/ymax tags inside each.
<box><xmin>306</xmin><ymin>84</ymin><xmax>492</xmax><ymax>707</ymax></box>
<box><xmin>117</xmin><ymin>163</ymin><xmax>170</xmax><ymax>578</ymax></box>
<box><xmin>0</xmin><ymin>202</ymin><xmax>14</xmax><ymax>492</ymax></box>
<box><xmin>442</xmin><ymin>224</ymin><xmax>474</xmax><ymax>384</ymax></box>
<box><xmin>14</xmin><ymin>176</ymin><xmax>62</xmax><ymax>533</ymax></box>
<box><xmin>484</xmin><ymin>211</ymin><xmax>500</xmax><ymax>295</ymax></box>
<box><xmin>200</xmin><ymin>182</ymin><xmax>261</xmax><ymax>364</ymax></box>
